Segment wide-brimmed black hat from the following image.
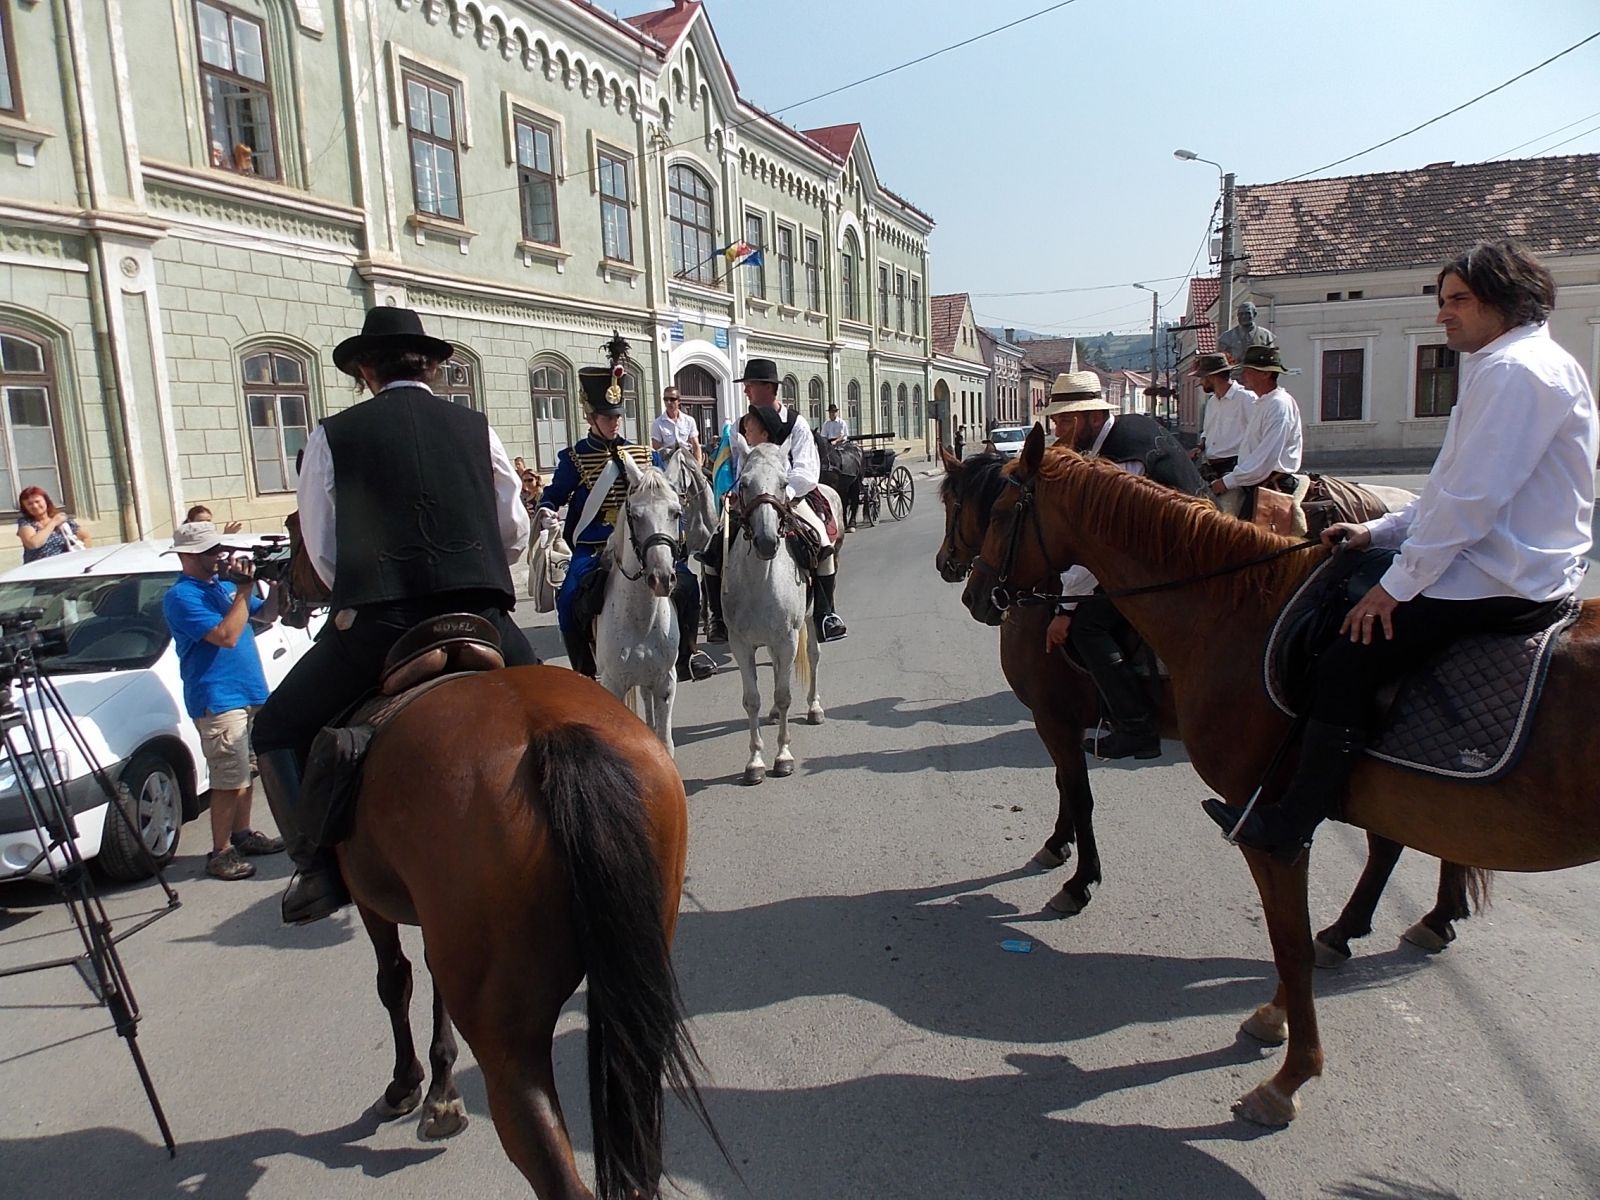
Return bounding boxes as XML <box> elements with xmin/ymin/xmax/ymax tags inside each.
<box><xmin>332</xmin><ymin>306</ymin><xmax>454</xmax><ymax>377</ymax></box>
<box><xmin>734</xmin><ymin>357</ymin><xmax>780</xmax><ymax>385</ymax></box>
<box><xmin>1237</xmin><ymin>345</ymin><xmax>1290</xmax><ymax>374</ymax></box>
<box><xmin>745</xmin><ymin>404</ymin><xmax>795</xmax><ymax>445</ymax></box>
<box><xmin>579</xmin><ymin>367</ymin><xmax>626</xmax><ymax>416</ymax></box>
<box><xmin>1188</xmin><ymin>352</ymin><xmax>1235</xmax><ymax>378</ymax></box>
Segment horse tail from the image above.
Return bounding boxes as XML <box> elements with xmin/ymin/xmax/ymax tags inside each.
<box><xmin>794</xmin><ymin>612</ymin><xmax>813</xmax><ymax>695</ymax></box>
<box><xmin>1463</xmin><ymin>867</ymin><xmax>1494</xmax><ymax>914</ymax></box>
<box><xmin>531</xmin><ymin>724</ymin><xmax>724</xmax><ymax>1200</ymax></box>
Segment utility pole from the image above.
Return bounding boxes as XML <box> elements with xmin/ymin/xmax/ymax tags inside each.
<box><xmin>1218</xmin><ymin>171</ymin><xmax>1236</xmax><ymax>342</ymax></box>
<box><xmin>1134</xmin><ymin>282</ymin><xmax>1159</xmax><ymax>417</ymax></box>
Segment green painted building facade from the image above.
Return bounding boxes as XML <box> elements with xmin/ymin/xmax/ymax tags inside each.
<box><xmin>0</xmin><ymin>0</ymin><xmax>938</xmax><ymax>561</ymax></box>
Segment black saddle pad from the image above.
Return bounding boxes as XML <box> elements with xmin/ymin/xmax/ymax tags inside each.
<box><xmin>1265</xmin><ymin>553</ymin><xmax>1580</xmax><ymax>781</ymax></box>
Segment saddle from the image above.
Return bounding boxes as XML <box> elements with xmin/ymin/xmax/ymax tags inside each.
<box><xmin>802</xmin><ymin>489</ymin><xmax>839</xmax><ymax>542</ymax></box>
<box><xmin>1265</xmin><ymin>551</ymin><xmax>1580</xmax><ymax>781</ymax></box>
<box><xmin>300</xmin><ymin>614</ymin><xmax>505</xmax><ymax>847</ymax></box>
<box><xmin>1251</xmin><ymin>473</ymin><xmax>1391</xmax><ymax>538</ymax></box>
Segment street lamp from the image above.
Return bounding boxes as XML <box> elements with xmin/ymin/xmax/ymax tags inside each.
<box><xmin>1174</xmin><ymin>147</ymin><xmax>1237</xmax><ymax>338</ymax></box>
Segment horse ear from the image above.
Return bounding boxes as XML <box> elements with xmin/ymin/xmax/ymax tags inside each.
<box><xmin>940</xmin><ymin>446</ymin><xmax>962</xmax><ymax>474</ymax></box>
<box><xmin>618</xmin><ymin>449</ymin><xmax>644</xmax><ymax>486</ymax></box>
<box><xmin>1018</xmin><ymin>423</ymin><xmax>1047</xmax><ymax>479</ymax></box>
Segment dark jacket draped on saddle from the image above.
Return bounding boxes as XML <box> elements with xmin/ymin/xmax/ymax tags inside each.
<box><xmin>321</xmin><ymin>386</ymin><xmax>513</xmax><ymax>611</ymax></box>
<box><xmin>1097</xmin><ymin>412</ymin><xmax>1209</xmax><ymax>497</ymax></box>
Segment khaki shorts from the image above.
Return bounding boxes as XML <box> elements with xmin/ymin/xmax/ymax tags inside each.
<box><xmin>195</xmin><ymin>707</ymin><xmax>257</xmax><ymax>791</ymax></box>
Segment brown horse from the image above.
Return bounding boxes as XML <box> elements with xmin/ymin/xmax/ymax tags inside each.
<box><xmin>960</xmin><ymin>430</ymin><xmax>1600</xmax><ymax>1126</ymax></box>
<box><xmin>282</xmin><ymin>522</ymin><xmax>718</xmax><ymax>1197</ymax></box>
<box><xmin>937</xmin><ymin>449</ymin><xmax>1485</xmax><ymax>957</ymax></box>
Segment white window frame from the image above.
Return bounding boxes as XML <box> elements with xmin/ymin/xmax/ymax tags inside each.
<box><xmin>1307</xmin><ymin>331</ymin><xmax>1378</xmax><ymax>426</ymax></box>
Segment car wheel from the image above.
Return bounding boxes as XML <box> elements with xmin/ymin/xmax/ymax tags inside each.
<box><xmin>99</xmin><ymin>751</ymin><xmax>183</xmax><ymax>882</ymax></box>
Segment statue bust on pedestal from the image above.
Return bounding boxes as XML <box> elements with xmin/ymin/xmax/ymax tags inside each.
<box><xmin>1218</xmin><ymin>301</ymin><xmax>1275</xmax><ymax>364</ymax></box>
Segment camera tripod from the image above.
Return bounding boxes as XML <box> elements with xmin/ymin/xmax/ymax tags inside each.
<box><xmin>0</xmin><ymin>633</ymin><xmax>179</xmax><ymax>1157</ymax></box>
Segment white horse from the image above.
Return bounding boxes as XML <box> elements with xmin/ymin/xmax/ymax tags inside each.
<box><xmin>723</xmin><ymin>443</ymin><xmax>845</xmax><ymax>785</ymax></box>
<box><xmin>661</xmin><ymin>444</ymin><xmax>718</xmax><ymax>557</ymax></box>
<box><xmin>593</xmin><ymin>453</ymin><xmax>681</xmax><ymax>755</ymax></box>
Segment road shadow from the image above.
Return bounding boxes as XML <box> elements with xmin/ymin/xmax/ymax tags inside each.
<box><xmin>170</xmin><ymin>888</ymin><xmax>359</xmax><ymax>951</ymax></box>
<box><xmin>799</xmin><ymin>727</ymin><xmax>1053</xmax><ymax>776</ymax></box>
<box><xmin>0</xmin><ymin>1113</ymin><xmax>446</xmax><ymax>1197</ymax></box>
<box><xmin>821</xmin><ymin>691</ymin><xmax>1026</xmax><ymax>730</ymax></box>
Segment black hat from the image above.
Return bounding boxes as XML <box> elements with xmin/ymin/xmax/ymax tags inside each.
<box><xmin>734</xmin><ymin>357</ymin><xmax>780</xmax><ymax>385</ymax></box>
<box><xmin>579</xmin><ymin>367</ymin><xmax>626</xmax><ymax>416</ymax></box>
<box><xmin>827</xmin><ymin>402</ymin><xmax>839</xmax><ymax>412</ymax></box>
<box><xmin>745</xmin><ymin>404</ymin><xmax>794</xmax><ymax>445</ymax></box>
<box><xmin>332</xmin><ymin>306</ymin><xmax>454</xmax><ymax>378</ymax></box>
<box><xmin>1188</xmin><ymin>352</ymin><xmax>1235</xmax><ymax>378</ymax></box>
<box><xmin>1237</xmin><ymin>344</ymin><xmax>1290</xmax><ymax>374</ymax></box>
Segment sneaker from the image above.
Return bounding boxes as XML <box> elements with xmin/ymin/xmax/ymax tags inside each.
<box><xmin>206</xmin><ymin>846</ymin><xmax>257</xmax><ymax>881</ymax></box>
<box><xmin>820</xmin><ymin>614</ymin><xmax>849</xmax><ymax>642</ymax></box>
<box><xmin>231</xmin><ymin>829</ymin><xmax>285</xmax><ymax>856</ymax></box>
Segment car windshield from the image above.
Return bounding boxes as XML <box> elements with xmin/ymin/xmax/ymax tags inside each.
<box><xmin>991</xmin><ymin>427</ymin><xmax>1028</xmax><ymax>446</ymax></box>
<box><xmin>0</xmin><ymin>572</ymin><xmax>174</xmax><ymax>673</ymax></box>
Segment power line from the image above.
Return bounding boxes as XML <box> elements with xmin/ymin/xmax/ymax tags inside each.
<box><xmin>1486</xmin><ymin>108</ymin><xmax>1600</xmax><ymax>160</ymax></box>
<box><xmin>970</xmin><ymin>272</ymin><xmax>1193</xmax><ymax>299</ymax></box>
<box><xmin>1277</xmin><ymin>29</ymin><xmax>1600</xmax><ymax>183</ymax></box>
<box><xmin>1527</xmin><ymin>120</ymin><xmax>1600</xmax><ymax>157</ymax></box>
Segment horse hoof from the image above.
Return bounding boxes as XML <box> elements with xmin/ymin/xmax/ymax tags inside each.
<box><xmin>1240</xmin><ymin>1004</ymin><xmax>1289</xmax><ymax>1046</ymax></box>
<box><xmin>1313</xmin><ymin>935</ymin><xmax>1351</xmax><ymax>970</ymax></box>
<box><xmin>742</xmin><ymin>766</ymin><xmax>766</xmax><ymax>786</ymax></box>
<box><xmin>419</xmin><ymin>1097</ymin><xmax>469</xmax><ymax>1141</ymax></box>
<box><xmin>1232</xmin><ymin>1081</ymin><xmax>1301</xmax><ymax>1127</ymax></box>
<box><xmin>1028</xmin><ymin>845</ymin><xmax>1067</xmax><ymax>871</ymax></box>
<box><xmin>1401</xmin><ymin>920</ymin><xmax>1452</xmax><ymax>953</ymax></box>
<box><xmin>772</xmin><ymin>758</ymin><xmax>796</xmax><ymax>778</ymax></box>
<box><xmin>1045</xmin><ymin>885</ymin><xmax>1087</xmax><ymax>917</ymax></box>
<box><xmin>371</xmin><ymin>1083</ymin><xmax>422</xmax><ymax>1120</ymax></box>
<box><xmin>806</xmin><ymin>707</ymin><xmax>824</xmax><ymax>725</ymax></box>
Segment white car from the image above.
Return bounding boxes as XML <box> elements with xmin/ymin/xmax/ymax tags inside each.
<box><xmin>988</xmin><ymin>424</ymin><xmax>1033</xmax><ymax>459</ymax></box>
<box><xmin>0</xmin><ymin>540</ymin><xmax>321</xmax><ymax>882</ymax></box>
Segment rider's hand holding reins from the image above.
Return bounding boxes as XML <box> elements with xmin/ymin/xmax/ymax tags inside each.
<box><xmin>1045</xmin><ymin>613</ymin><xmax>1072</xmax><ymax>655</ymax></box>
<box><xmin>1324</xmin><ymin>523</ymin><xmax>1397</xmax><ymax>644</ymax></box>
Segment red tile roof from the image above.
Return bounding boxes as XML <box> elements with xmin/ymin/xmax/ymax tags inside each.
<box><xmin>931</xmin><ymin>293</ymin><xmax>968</xmax><ymax>356</ymax></box>
<box><xmin>624</xmin><ymin>1</ymin><xmax>700</xmax><ymax>46</ymax></box>
<box><xmin>803</xmin><ymin>123</ymin><xmax>861</xmax><ymax>160</ymax></box>
<box><xmin>1237</xmin><ymin>154</ymin><xmax>1600</xmax><ymax>277</ymax></box>
<box><xmin>1186</xmin><ymin>275</ymin><xmax>1220</xmax><ymax>353</ymax></box>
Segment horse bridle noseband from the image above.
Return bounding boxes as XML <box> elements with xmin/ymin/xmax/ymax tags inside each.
<box><xmin>729</xmin><ymin>489</ymin><xmax>792</xmax><ymax>542</ymax></box>
<box><xmin>614</xmin><ymin>505</ymin><xmax>685</xmax><ymax>582</ymax></box>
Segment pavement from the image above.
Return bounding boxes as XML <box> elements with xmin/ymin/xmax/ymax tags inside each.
<box><xmin>4</xmin><ymin>486</ymin><xmax>1600</xmax><ymax>1198</ymax></box>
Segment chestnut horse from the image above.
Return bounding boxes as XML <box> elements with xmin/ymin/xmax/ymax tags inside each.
<box><xmin>960</xmin><ymin>430</ymin><xmax>1600</xmax><ymax>1126</ymax></box>
<box><xmin>937</xmin><ymin>449</ymin><xmax>1485</xmax><ymax>956</ymax></box>
<box><xmin>282</xmin><ymin>521</ymin><xmax>719</xmax><ymax>1198</ymax></box>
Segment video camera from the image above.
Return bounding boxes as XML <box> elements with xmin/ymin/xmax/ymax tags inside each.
<box><xmin>243</xmin><ymin>535</ymin><xmax>294</xmax><ymax>584</ymax></box>
<box><xmin>0</xmin><ymin>607</ymin><xmax>70</xmax><ymax>674</ymax></box>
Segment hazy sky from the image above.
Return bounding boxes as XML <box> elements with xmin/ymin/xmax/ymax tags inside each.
<box><xmin>691</xmin><ymin>0</ymin><xmax>1600</xmax><ymax>335</ymax></box>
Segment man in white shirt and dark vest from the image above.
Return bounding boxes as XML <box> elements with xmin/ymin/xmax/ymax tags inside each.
<box><xmin>1191</xmin><ymin>352</ymin><xmax>1256</xmax><ymax>489</ymax></box>
<box><xmin>820</xmin><ymin>403</ymin><xmax>849</xmax><ymax>445</ymax></box>
<box><xmin>651</xmin><ymin>385</ymin><xmax>700</xmax><ymax>461</ymax></box>
<box><xmin>252</xmin><ymin>307</ymin><xmax>535</xmax><ymax>925</ymax></box>
<box><xmin>1042</xmin><ymin>371</ymin><xmax>1208</xmax><ymax>759</ymax></box>
<box><xmin>1205</xmin><ymin>241</ymin><xmax>1598</xmax><ymax>859</ymax></box>
<box><xmin>1209</xmin><ymin>345</ymin><xmax>1303</xmax><ymax>520</ymax></box>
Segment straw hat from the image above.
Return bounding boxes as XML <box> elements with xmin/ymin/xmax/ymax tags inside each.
<box><xmin>1041</xmin><ymin>371</ymin><xmax>1114</xmax><ymax>417</ymax></box>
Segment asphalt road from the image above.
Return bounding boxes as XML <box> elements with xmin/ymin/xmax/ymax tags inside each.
<box><xmin>3</xmin><ymin>468</ymin><xmax>1600</xmax><ymax>1199</ymax></box>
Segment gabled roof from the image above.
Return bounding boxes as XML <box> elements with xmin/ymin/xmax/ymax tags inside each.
<box><xmin>803</xmin><ymin>123</ymin><xmax>862</xmax><ymax>160</ymax></box>
<box><xmin>624</xmin><ymin>0</ymin><xmax>700</xmax><ymax>44</ymax></box>
<box><xmin>1010</xmin><ymin>336</ymin><xmax>1079</xmax><ymax>374</ymax></box>
<box><xmin>1237</xmin><ymin>153</ymin><xmax>1600</xmax><ymax>278</ymax></box>
<box><xmin>931</xmin><ymin>293</ymin><xmax>970</xmax><ymax>356</ymax></box>
<box><xmin>1185</xmin><ymin>275</ymin><xmax>1220</xmax><ymax>353</ymax></box>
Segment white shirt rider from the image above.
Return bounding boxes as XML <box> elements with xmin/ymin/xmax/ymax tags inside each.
<box><xmin>1201</xmin><ymin>379</ymin><xmax>1256</xmax><ymax>460</ymax></box>
<box><xmin>820</xmin><ymin>412</ymin><xmax>849</xmax><ymax>442</ymax></box>
<box><xmin>1221</xmin><ymin>382</ymin><xmax>1303</xmax><ymax>491</ymax></box>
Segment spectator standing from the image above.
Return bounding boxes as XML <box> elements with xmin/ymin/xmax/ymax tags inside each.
<box><xmin>161</xmin><ymin>522</ymin><xmax>285</xmax><ymax>880</ymax></box>
<box><xmin>16</xmin><ymin>486</ymin><xmax>91</xmax><ymax>562</ymax></box>
<box><xmin>651</xmin><ymin>386</ymin><xmax>701</xmax><ymax>459</ymax></box>
<box><xmin>185</xmin><ymin>504</ymin><xmax>244</xmax><ymax>535</ymax></box>
<box><xmin>954</xmin><ymin>425</ymin><xmax>966</xmax><ymax>460</ymax></box>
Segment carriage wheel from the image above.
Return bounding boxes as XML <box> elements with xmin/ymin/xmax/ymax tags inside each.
<box><xmin>863</xmin><ymin>481</ymin><xmax>882</xmax><ymax>526</ymax></box>
<box><xmin>886</xmin><ymin>466</ymin><xmax>914</xmax><ymax>521</ymax></box>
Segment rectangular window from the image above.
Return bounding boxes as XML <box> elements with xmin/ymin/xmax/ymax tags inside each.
<box><xmin>1320</xmin><ymin>348</ymin><xmax>1364</xmax><ymax>421</ymax></box>
<box><xmin>895</xmin><ymin>272</ymin><xmax>905</xmax><ymax>332</ymax></box>
<box><xmin>0</xmin><ymin>2</ymin><xmax>20</xmax><ymax>115</ymax></box>
<box><xmin>777</xmin><ymin>225</ymin><xmax>795</xmax><ymax>307</ymax></box>
<box><xmin>744</xmin><ymin>211</ymin><xmax>766</xmax><ymax>300</ymax></box>
<box><xmin>597</xmin><ymin>145</ymin><xmax>632</xmax><ymax>263</ymax></box>
<box><xmin>195</xmin><ymin>0</ymin><xmax>278</xmax><ymax>178</ymax></box>
<box><xmin>404</xmin><ymin>72</ymin><xmax>460</xmax><ymax>220</ymax></box>
<box><xmin>911</xmin><ymin>279</ymin><xmax>922</xmax><ymax>337</ymax></box>
<box><xmin>803</xmin><ymin>234</ymin><xmax>821</xmax><ymax>312</ymax></box>
<box><xmin>878</xmin><ymin>264</ymin><xmax>889</xmax><ymax>327</ymax></box>
<box><xmin>1415</xmin><ymin>345</ymin><xmax>1460</xmax><ymax>418</ymax></box>
<box><xmin>514</xmin><ymin>115</ymin><xmax>559</xmax><ymax>245</ymax></box>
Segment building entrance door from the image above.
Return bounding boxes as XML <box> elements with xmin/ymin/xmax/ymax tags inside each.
<box><xmin>674</xmin><ymin>364</ymin><xmax>720</xmax><ymax>460</ymax></box>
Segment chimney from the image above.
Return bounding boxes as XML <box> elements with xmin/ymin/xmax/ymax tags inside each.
<box><xmin>1004</xmin><ymin>327</ymin><xmax>1016</xmax><ymax>344</ymax></box>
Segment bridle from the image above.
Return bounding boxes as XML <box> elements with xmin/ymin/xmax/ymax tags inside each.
<box><xmin>728</xmin><ymin>488</ymin><xmax>792</xmax><ymax>544</ymax></box>
<box><xmin>613</xmin><ymin>495</ymin><xmax>684</xmax><ymax>582</ymax></box>
<box><xmin>970</xmin><ymin>473</ymin><xmax>1322</xmax><ymax>613</ymax></box>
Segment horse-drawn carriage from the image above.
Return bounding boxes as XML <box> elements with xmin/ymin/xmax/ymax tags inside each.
<box><xmin>818</xmin><ymin>431</ymin><xmax>914</xmax><ymax>527</ymax></box>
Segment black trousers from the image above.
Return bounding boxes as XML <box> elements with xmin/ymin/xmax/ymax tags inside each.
<box><xmin>1310</xmin><ymin>593</ymin><xmax>1565</xmax><ymax>728</ymax></box>
<box><xmin>253</xmin><ymin>591</ymin><xmax>537</xmax><ymax>763</ymax></box>
<box><xmin>1066</xmin><ymin>592</ymin><xmax>1128</xmax><ymax>663</ymax></box>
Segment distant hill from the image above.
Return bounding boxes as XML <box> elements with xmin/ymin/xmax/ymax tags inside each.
<box><xmin>984</xmin><ymin>327</ymin><xmax>1158</xmax><ymax>371</ymax></box>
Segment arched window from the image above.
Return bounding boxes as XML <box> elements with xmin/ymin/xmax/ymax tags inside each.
<box><xmin>897</xmin><ymin>383</ymin><xmax>909</xmax><ymax>439</ymax></box>
<box><xmin>241</xmin><ymin>346</ymin><xmax>310</xmax><ymax>494</ymax></box>
<box><xmin>529</xmin><ymin>356</ymin><xmax>569</xmax><ymax>469</ymax></box>
<box><xmin>441</xmin><ymin>353</ymin><xmax>477</xmax><ymax>409</ymax></box>
<box><xmin>840</xmin><ymin>231</ymin><xmax>860</xmax><ymax>322</ymax></box>
<box><xmin>846</xmin><ymin>380</ymin><xmax>861</xmax><ymax>428</ymax></box>
<box><xmin>0</xmin><ymin>328</ymin><xmax>67</xmax><ymax>509</ymax></box>
<box><xmin>879</xmin><ymin>382</ymin><xmax>892</xmax><ymax>436</ymax></box>
<box><xmin>807</xmin><ymin>376</ymin><xmax>824</xmax><ymax>426</ymax></box>
<box><xmin>619</xmin><ymin>364</ymin><xmax>644</xmax><ymax>445</ymax></box>
<box><xmin>912</xmin><ymin>385</ymin><xmax>923</xmax><ymax>432</ymax></box>
<box><xmin>781</xmin><ymin>374</ymin><xmax>799</xmax><ymax>412</ymax></box>
<box><xmin>667</xmin><ymin>163</ymin><xmax>717</xmax><ymax>285</ymax></box>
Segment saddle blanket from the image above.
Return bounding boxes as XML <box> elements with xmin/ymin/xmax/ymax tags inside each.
<box><xmin>1264</xmin><ymin>553</ymin><xmax>1580</xmax><ymax>781</ymax></box>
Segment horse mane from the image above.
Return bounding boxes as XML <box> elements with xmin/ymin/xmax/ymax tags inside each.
<box><xmin>941</xmin><ymin>452</ymin><xmax>1010</xmax><ymax>518</ymax></box>
<box><xmin>606</xmin><ymin>464</ymin><xmax>677</xmax><ymax>561</ymax></box>
<box><xmin>1034</xmin><ymin>448</ymin><xmax>1323</xmax><ymax>608</ymax></box>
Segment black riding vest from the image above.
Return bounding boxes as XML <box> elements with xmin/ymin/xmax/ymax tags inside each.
<box><xmin>1097</xmin><ymin>413</ymin><xmax>1208</xmax><ymax>497</ymax></box>
<box><xmin>321</xmin><ymin>386</ymin><xmax>513</xmax><ymax>611</ymax></box>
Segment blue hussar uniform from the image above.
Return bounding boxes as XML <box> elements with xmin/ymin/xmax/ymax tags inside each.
<box><xmin>538</xmin><ymin>436</ymin><xmax>662</xmax><ymax>639</ymax></box>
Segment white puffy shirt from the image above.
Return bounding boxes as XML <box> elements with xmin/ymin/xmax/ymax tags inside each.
<box><xmin>1222</xmin><ymin>385</ymin><xmax>1303</xmax><ymax>490</ymax></box>
<box><xmin>1200</xmin><ymin>380</ymin><xmax>1256</xmax><ymax>458</ymax></box>
<box><xmin>1363</xmin><ymin>322</ymin><xmax>1597</xmax><ymax>603</ymax></box>
<box><xmin>731</xmin><ymin>404</ymin><xmax>821</xmax><ymax>499</ymax></box>
<box><xmin>651</xmin><ymin>410</ymin><xmax>699</xmax><ymax>450</ymax></box>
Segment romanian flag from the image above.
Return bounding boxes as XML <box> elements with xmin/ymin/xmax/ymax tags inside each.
<box><xmin>723</xmin><ymin>241</ymin><xmax>763</xmax><ymax>269</ymax></box>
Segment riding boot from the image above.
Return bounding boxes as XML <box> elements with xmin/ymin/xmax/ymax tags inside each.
<box><xmin>1075</xmin><ymin>648</ymin><xmax>1160</xmax><ymax>759</ymax></box>
<box><xmin>562</xmin><ymin>627</ymin><xmax>597</xmax><ymax>678</ymax></box>
<box><xmin>671</xmin><ymin>575</ymin><xmax>713</xmax><ymax>681</ymax></box>
<box><xmin>812</xmin><ymin>570</ymin><xmax>848</xmax><ymax>642</ymax></box>
<box><xmin>1202</xmin><ymin>720</ymin><xmax>1367</xmax><ymax>863</ymax></box>
<box><xmin>256</xmin><ymin>748</ymin><xmax>349</xmax><ymax>925</ymax></box>
<box><xmin>704</xmin><ymin>572</ymin><xmax>727</xmax><ymax>643</ymax></box>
